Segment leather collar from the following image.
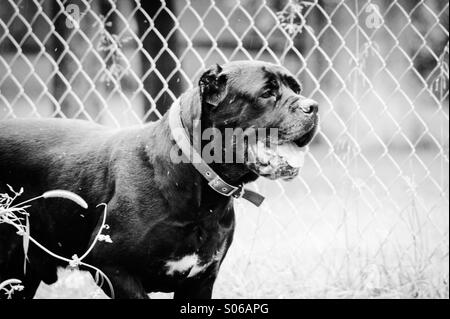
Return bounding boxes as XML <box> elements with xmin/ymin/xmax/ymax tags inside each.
<box><xmin>168</xmin><ymin>99</ymin><xmax>265</xmax><ymax>207</ymax></box>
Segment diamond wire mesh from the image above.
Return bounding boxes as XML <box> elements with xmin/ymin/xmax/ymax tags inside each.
<box><xmin>0</xmin><ymin>0</ymin><xmax>448</xmax><ymax>298</ymax></box>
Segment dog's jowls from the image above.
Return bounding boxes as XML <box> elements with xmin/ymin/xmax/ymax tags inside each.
<box><xmin>0</xmin><ymin>61</ymin><xmax>318</xmax><ymax>299</ymax></box>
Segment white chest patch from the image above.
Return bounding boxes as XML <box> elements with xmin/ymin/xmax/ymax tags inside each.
<box><xmin>165</xmin><ymin>254</ymin><xmax>211</xmax><ymax>278</ymax></box>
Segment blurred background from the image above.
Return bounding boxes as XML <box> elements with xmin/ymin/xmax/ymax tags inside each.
<box><xmin>0</xmin><ymin>0</ymin><xmax>448</xmax><ymax>298</ymax></box>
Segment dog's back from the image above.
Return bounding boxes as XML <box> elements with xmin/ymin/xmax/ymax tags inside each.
<box><xmin>0</xmin><ymin>118</ymin><xmax>117</xmax><ymax>289</ymax></box>
<box><xmin>0</xmin><ymin>118</ymin><xmax>112</xmax><ymax>196</ymax></box>
<box><xmin>0</xmin><ymin>118</ymin><xmax>107</xmax><ymax>156</ymax></box>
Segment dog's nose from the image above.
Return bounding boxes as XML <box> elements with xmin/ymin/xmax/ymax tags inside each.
<box><xmin>299</xmin><ymin>98</ymin><xmax>318</xmax><ymax>114</ymax></box>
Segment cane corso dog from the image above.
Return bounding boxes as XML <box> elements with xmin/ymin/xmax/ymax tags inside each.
<box><xmin>0</xmin><ymin>61</ymin><xmax>318</xmax><ymax>299</ymax></box>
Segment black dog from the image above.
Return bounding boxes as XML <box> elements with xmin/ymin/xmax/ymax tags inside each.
<box><xmin>0</xmin><ymin>61</ymin><xmax>318</xmax><ymax>299</ymax></box>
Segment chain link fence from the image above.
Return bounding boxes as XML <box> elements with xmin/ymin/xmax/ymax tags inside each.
<box><xmin>0</xmin><ymin>0</ymin><xmax>448</xmax><ymax>298</ymax></box>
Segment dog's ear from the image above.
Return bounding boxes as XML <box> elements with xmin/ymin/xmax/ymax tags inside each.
<box><xmin>199</xmin><ymin>64</ymin><xmax>228</xmax><ymax>106</ymax></box>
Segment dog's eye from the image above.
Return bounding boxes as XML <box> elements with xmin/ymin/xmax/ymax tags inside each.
<box><xmin>261</xmin><ymin>90</ymin><xmax>275</xmax><ymax>99</ymax></box>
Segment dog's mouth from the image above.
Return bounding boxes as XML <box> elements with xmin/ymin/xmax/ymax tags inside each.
<box><xmin>246</xmin><ymin>126</ymin><xmax>317</xmax><ymax>181</ymax></box>
<box><xmin>292</xmin><ymin>126</ymin><xmax>317</xmax><ymax>148</ymax></box>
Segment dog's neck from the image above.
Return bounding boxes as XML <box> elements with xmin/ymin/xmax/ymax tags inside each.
<box><xmin>177</xmin><ymin>88</ymin><xmax>258</xmax><ymax>185</ymax></box>
<box><xmin>141</xmin><ymin>87</ymin><xmax>258</xmax><ymax>212</ymax></box>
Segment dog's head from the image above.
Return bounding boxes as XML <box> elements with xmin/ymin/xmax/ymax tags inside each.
<box><xmin>198</xmin><ymin>61</ymin><xmax>318</xmax><ymax>181</ymax></box>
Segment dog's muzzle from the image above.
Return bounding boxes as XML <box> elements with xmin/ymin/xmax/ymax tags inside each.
<box><xmin>246</xmin><ymin>99</ymin><xmax>318</xmax><ymax>181</ymax></box>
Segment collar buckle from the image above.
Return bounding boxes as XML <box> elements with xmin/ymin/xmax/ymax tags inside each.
<box><xmin>208</xmin><ymin>176</ymin><xmax>239</xmax><ymax>197</ymax></box>
<box><xmin>232</xmin><ymin>185</ymin><xmax>245</xmax><ymax>199</ymax></box>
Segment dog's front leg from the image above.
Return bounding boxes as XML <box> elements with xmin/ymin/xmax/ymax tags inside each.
<box><xmin>173</xmin><ymin>266</ymin><xmax>218</xmax><ymax>299</ymax></box>
<box><xmin>96</xmin><ymin>266</ymin><xmax>148</xmax><ymax>299</ymax></box>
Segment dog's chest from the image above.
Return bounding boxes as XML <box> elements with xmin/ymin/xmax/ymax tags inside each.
<box><xmin>165</xmin><ymin>253</ymin><xmax>209</xmax><ymax>278</ymax></box>
<box><xmin>162</xmin><ymin>238</ymin><xmax>228</xmax><ymax>278</ymax></box>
